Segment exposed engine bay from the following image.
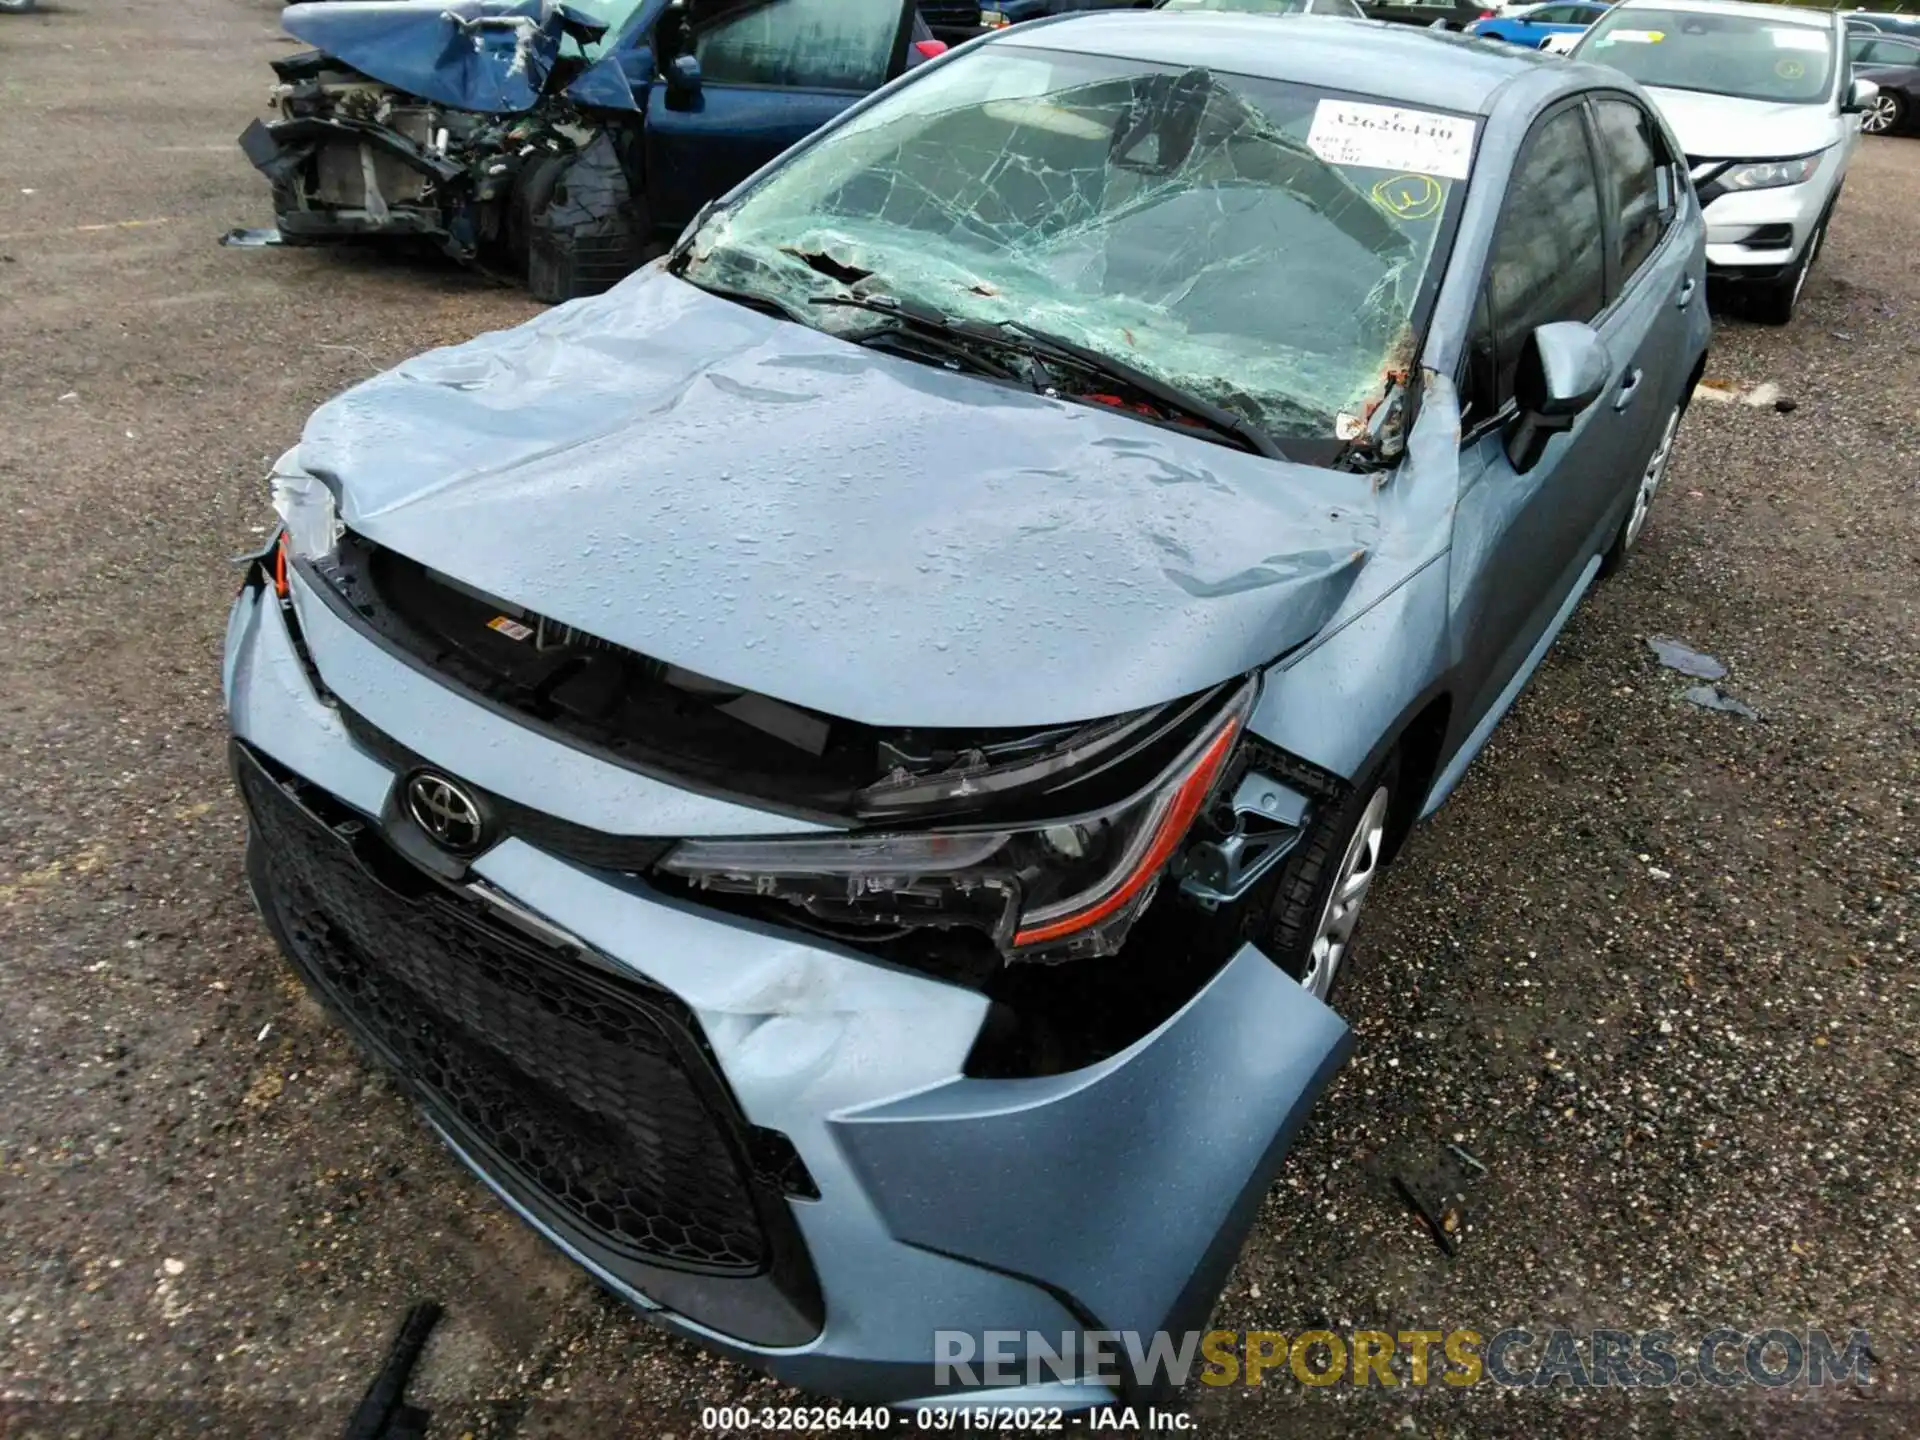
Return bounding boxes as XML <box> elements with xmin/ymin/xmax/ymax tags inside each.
<box><xmin>250</xmin><ymin>48</ymin><xmax>587</xmax><ymax>257</ymax></box>
<box><xmin>240</xmin><ymin>45</ymin><xmax>645</xmax><ymax>300</ymax></box>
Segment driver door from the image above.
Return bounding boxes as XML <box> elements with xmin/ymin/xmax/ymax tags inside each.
<box><xmin>643</xmin><ymin>0</ymin><xmax>917</xmax><ymax>233</ymax></box>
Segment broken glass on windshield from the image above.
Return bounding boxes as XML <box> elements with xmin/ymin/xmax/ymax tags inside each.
<box><xmin>680</xmin><ymin>45</ymin><xmax>1474</xmax><ymax>448</ymax></box>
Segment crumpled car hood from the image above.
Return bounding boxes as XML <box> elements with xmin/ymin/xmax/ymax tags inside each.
<box><xmin>281</xmin><ymin>0</ymin><xmax>649</xmax><ymax>114</ymax></box>
<box><xmin>1644</xmin><ymin>86</ymin><xmax>1842</xmax><ymax>159</ymax></box>
<box><xmin>297</xmin><ymin>271</ymin><xmax>1381</xmax><ymax>729</ymax></box>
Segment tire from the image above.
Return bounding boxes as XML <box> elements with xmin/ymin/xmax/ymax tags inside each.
<box><xmin>1602</xmin><ymin>397</ymin><xmax>1685</xmax><ymax>574</ymax></box>
<box><xmin>503</xmin><ymin>151</ymin><xmax>570</xmax><ymax>281</ymax></box>
<box><xmin>1861</xmin><ymin>90</ymin><xmax>1904</xmax><ymax>136</ymax></box>
<box><xmin>1260</xmin><ymin>750</ymin><xmax>1401</xmax><ymax>1003</ymax></box>
<box><xmin>1748</xmin><ymin>215</ymin><xmax>1825</xmax><ymax>326</ymax></box>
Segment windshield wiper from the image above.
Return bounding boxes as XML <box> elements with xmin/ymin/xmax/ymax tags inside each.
<box><xmin>1000</xmin><ymin>321</ymin><xmax>1287</xmax><ymax>463</ymax></box>
<box><xmin>809</xmin><ymin>293</ymin><xmax>1031</xmax><ymax>383</ymax></box>
<box><xmin>809</xmin><ymin>295</ymin><xmax>1289</xmax><ymax>461</ymax></box>
<box><xmin>677</xmin><ymin>274</ymin><xmax>809</xmax><ymax>324</ymax></box>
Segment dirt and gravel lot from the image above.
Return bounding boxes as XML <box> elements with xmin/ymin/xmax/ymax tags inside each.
<box><xmin>2</xmin><ymin>2</ymin><xmax>1916</xmax><ymax>1436</ymax></box>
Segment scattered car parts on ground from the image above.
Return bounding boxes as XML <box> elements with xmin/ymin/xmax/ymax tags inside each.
<box><xmin>226</xmin><ymin>11</ymin><xmax>1709</xmax><ymax>1408</ymax></box>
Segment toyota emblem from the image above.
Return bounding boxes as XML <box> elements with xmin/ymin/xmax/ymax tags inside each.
<box><xmin>405</xmin><ymin>772</ymin><xmax>486</xmax><ymax>854</ymax></box>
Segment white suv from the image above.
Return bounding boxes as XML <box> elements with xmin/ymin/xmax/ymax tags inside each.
<box><xmin>1569</xmin><ymin>0</ymin><xmax>1877</xmax><ymax>322</ymax></box>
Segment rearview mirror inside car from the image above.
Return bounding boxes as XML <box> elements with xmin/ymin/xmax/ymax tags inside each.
<box><xmin>1844</xmin><ymin>77</ymin><xmax>1880</xmax><ymax>114</ymax></box>
<box><xmin>666</xmin><ymin>53</ymin><xmax>703</xmax><ymax>108</ymax></box>
<box><xmin>1506</xmin><ymin>322</ymin><xmax>1611</xmax><ymax>473</ymax></box>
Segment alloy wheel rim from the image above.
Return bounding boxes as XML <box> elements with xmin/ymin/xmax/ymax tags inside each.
<box><xmin>1624</xmin><ymin>404</ymin><xmax>1682</xmax><ymax>550</ymax></box>
<box><xmin>1864</xmin><ymin>96</ymin><xmax>1897</xmax><ymax>133</ymax></box>
<box><xmin>1300</xmin><ymin>785</ymin><xmax>1390</xmax><ymax>1002</ymax></box>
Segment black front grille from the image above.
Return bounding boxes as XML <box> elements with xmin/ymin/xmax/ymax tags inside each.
<box><xmin>234</xmin><ymin>743</ymin><xmax>822</xmax><ymax>1344</ymax></box>
<box><xmin>920</xmin><ymin>0</ymin><xmax>981</xmax><ymax>36</ymax></box>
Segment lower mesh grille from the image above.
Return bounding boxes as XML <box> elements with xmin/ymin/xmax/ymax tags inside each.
<box><xmin>235</xmin><ymin>747</ymin><xmax>778</xmax><ymax>1276</ymax></box>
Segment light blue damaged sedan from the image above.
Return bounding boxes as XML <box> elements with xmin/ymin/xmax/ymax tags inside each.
<box><xmin>224</xmin><ymin>10</ymin><xmax>1709</xmax><ymax>1410</ymax></box>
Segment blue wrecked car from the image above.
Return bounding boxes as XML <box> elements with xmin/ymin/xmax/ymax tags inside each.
<box><xmin>242</xmin><ymin>0</ymin><xmax>949</xmax><ymax>300</ymax></box>
<box><xmin>228</xmin><ymin>13</ymin><xmax>1710</xmax><ymax>1407</ymax></box>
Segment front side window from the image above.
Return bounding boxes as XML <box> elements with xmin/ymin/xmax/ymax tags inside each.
<box><xmin>679</xmin><ymin>46</ymin><xmax>1475</xmax><ymax>446</ymax></box>
<box><xmin>1591</xmin><ymin>97</ymin><xmax>1667</xmax><ymax>283</ymax></box>
<box><xmin>693</xmin><ymin>0</ymin><xmax>903</xmax><ymax>91</ymax></box>
<box><xmin>1580</xmin><ymin>9</ymin><xmax>1836</xmax><ymax>105</ymax></box>
<box><xmin>1486</xmin><ymin>107</ymin><xmax>1605</xmax><ymax>403</ymax></box>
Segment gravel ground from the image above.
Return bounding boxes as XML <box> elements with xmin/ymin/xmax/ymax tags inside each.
<box><xmin>2</xmin><ymin>3</ymin><xmax>1916</xmax><ymax>1437</ymax></box>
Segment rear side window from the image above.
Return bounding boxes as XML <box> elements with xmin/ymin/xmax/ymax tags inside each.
<box><xmin>1863</xmin><ymin>38</ymin><xmax>1920</xmax><ymax>64</ymax></box>
<box><xmin>694</xmin><ymin>0</ymin><xmax>902</xmax><ymax>91</ymax></box>
<box><xmin>1591</xmin><ymin>97</ymin><xmax>1668</xmax><ymax>283</ymax></box>
<box><xmin>1486</xmin><ymin>107</ymin><xmax>1606</xmax><ymax>403</ymax></box>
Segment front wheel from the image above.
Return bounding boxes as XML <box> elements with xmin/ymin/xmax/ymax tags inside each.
<box><xmin>1262</xmin><ymin>753</ymin><xmax>1400</xmax><ymax>1003</ymax></box>
<box><xmin>1749</xmin><ymin>217</ymin><xmax>1826</xmax><ymax>325</ymax></box>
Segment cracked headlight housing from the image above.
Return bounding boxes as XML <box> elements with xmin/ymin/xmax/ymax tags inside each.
<box><xmin>659</xmin><ymin>681</ymin><xmax>1253</xmax><ymax>963</ymax></box>
<box><xmin>1718</xmin><ymin>153</ymin><xmax>1823</xmax><ymax>191</ymax></box>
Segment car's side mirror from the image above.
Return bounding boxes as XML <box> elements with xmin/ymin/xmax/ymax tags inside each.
<box><xmin>1844</xmin><ymin>76</ymin><xmax>1879</xmax><ymax>113</ymax></box>
<box><xmin>1505</xmin><ymin>321</ymin><xmax>1611</xmax><ymax>473</ymax></box>
<box><xmin>666</xmin><ymin>53</ymin><xmax>703</xmax><ymax>108</ymax></box>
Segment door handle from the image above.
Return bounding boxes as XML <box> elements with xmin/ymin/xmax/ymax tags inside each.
<box><xmin>1677</xmin><ymin>276</ymin><xmax>1697</xmax><ymax>310</ymax></box>
<box><xmin>1613</xmin><ymin>368</ymin><xmax>1644</xmax><ymax>412</ymax></box>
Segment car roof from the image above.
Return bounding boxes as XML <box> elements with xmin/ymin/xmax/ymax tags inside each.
<box><xmin>1604</xmin><ymin>0</ymin><xmax>1836</xmax><ymax>29</ymax></box>
<box><xmin>996</xmin><ymin>13</ymin><xmax>1568</xmax><ymax>115</ymax></box>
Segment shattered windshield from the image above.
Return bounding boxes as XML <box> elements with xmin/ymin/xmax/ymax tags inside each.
<box><xmin>678</xmin><ymin>46</ymin><xmax>1474</xmax><ymax>449</ymax></box>
<box><xmin>1581</xmin><ymin>10</ymin><xmax>1836</xmax><ymax>105</ymax></box>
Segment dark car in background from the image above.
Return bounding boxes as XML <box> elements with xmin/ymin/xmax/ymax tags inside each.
<box><xmin>243</xmin><ymin>0</ymin><xmax>947</xmax><ymax>300</ymax></box>
<box><xmin>974</xmin><ymin>1</ymin><xmax>1154</xmax><ymax>34</ymax></box>
<box><xmin>1361</xmin><ymin>0</ymin><xmax>1493</xmax><ymax>30</ymax></box>
<box><xmin>1158</xmin><ymin>0</ymin><xmax>1368</xmax><ymax>18</ymax></box>
<box><xmin>1847</xmin><ymin>10</ymin><xmax>1920</xmax><ymax>44</ymax></box>
<box><xmin>1850</xmin><ymin>28</ymin><xmax>1920</xmax><ymax>133</ymax></box>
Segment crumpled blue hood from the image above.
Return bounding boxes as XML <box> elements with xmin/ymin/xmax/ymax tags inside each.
<box><xmin>281</xmin><ymin>0</ymin><xmax>649</xmax><ymax>114</ymax></box>
<box><xmin>297</xmin><ymin>270</ymin><xmax>1381</xmax><ymax>729</ymax></box>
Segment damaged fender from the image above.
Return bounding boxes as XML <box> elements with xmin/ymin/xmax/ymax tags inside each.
<box><xmin>830</xmin><ymin>941</ymin><xmax>1351</xmax><ymax>1383</ymax></box>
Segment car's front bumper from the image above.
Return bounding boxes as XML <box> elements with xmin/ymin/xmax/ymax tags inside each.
<box><xmin>1698</xmin><ymin>174</ymin><xmax>1830</xmax><ymax>278</ymax></box>
<box><xmin>238</xmin><ymin>116</ymin><xmax>470</xmax><ymax>252</ymax></box>
<box><xmin>223</xmin><ymin>570</ymin><xmax>1351</xmax><ymax>1407</ymax></box>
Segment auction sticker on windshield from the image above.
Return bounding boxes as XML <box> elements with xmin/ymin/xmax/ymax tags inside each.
<box><xmin>1307</xmin><ymin>101</ymin><xmax>1476</xmax><ymax>181</ymax></box>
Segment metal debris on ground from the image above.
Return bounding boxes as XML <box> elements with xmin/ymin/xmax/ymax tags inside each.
<box><xmin>1445</xmin><ymin>1141</ymin><xmax>1488</xmax><ymax>1176</ymax></box>
<box><xmin>220</xmin><ymin>227</ymin><xmax>286</xmax><ymax>248</ymax></box>
<box><xmin>344</xmin><ymin>1300</ymin><xmax>442</xmax><ymax>1440</ymax></box>
<box><xmin>1393</xmin><ymin>1175</ymin><xmax>1463</xmax><ymax>1257</ymax></box>
<box><xmin>1681</xmin><ymin>685</ymin><xmax>1759</xmax><ymax>719</ymax></box>
<box><xmin>1646</xmin><ymin>636</ymin><xmax>1728</xmax><ymax>680</ymax></box>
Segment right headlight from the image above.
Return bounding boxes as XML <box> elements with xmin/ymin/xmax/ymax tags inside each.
<box><xmin>1717</xmin><ymin>152</ymin><xmax>1824</xmax><ymax>192</ymax></box>
<box><xmin>658</xmin><ymin>680</ymin><xmax>1253</xmax><ymax>963</ymax></box>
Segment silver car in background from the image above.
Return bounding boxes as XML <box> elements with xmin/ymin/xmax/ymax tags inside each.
<box><xmin>1571</xmin><ymin>0</ymin><xmax>1876</xmax><ymax>321</ymax></box>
